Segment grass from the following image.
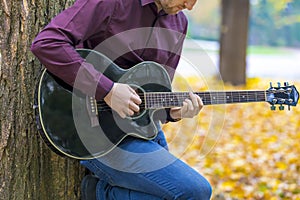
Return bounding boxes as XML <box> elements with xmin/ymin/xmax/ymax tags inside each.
<box><xmin>247</xmin><ymin>45</ymin><xmax>291</xmax><ymax>55</ymax></box>
<box><xmin>184</xmin><ymin>39</ymin><xmax>296</xmax><ymax>56</ymax></box>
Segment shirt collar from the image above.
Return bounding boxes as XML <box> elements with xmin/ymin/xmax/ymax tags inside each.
<box><xmin>140</xmin><ymin>0</ymin><xmax>155</xmax><ymax>6</ymax></box>
<box><xmin>140</xmin><ymin>0</ymin><xmax>169</xmax><ymax>15</ymax></box>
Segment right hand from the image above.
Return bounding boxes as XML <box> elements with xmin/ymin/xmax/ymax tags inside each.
<box><xmin>104</xmin><ymin>83</ymin><xmax>142</xmax><ymax>118</ymax></box>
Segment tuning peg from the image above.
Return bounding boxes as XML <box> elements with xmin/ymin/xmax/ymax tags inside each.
<box><xmin>270</xmin><ymin>105</ymin><xmax>276</xmax><ymax>110</ymax></box>
<box><xmin>288</xmin><ymin>105</ymin><xmax>291</xmax><ymax>111</ymax></box>
<box><xmin>279</xmin><ymin>105</ymin><xmax>284</xmax><ymax>110</ymax></box>
<box><xmin>279</xmin><ymin>98</ymin><xmax>285</xmax><ymax>104</ymax></box>
<box><xmin>277</xmin><ymin>82</ymin><xmax>281</xmax><ymax>87</ymax></box>
<box><xmin>284</xmin><ymin>82</ymin><xmax>289</xmax><ymax>86</ymax></box>
<box><xmin>270</xmin><ymin>82</ymin><xmax>273</xmax><ymax>88</ymax></box>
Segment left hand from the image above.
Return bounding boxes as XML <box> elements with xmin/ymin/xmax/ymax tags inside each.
<box><xmin>169</xmin><ymin>92</ymin><xmax>203</xmax><ymax>120</ymax></box>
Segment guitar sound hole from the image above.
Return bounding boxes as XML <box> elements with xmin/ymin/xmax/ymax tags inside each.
<box><xmin>130</xmin><ymin>85</ymin><xmax>146</xmax><ymax>119</ymax></box>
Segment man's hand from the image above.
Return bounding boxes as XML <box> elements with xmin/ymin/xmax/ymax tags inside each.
<box><xmin>104</xmin><ymin>83</ymin><xmax>142</xmax><ymax>118</ymax></box>
<box><xmin>169</xmin><ymin>92</ymin><xmax>203</xmax><ymax>120</ymax></box>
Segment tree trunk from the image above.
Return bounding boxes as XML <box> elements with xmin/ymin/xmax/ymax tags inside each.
<box><xmin>0</xmin><ymin>0</ymin><xmax>85</xmax><ymax>199</ymax></box>
<box><xmin>219</xmin><ymin>0</ymin><xmax>250</xmax><ymax>85</ymax></box>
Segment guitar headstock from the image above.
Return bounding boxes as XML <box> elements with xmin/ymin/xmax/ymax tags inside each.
<box><xmin>266</xmin><ymin>82</ymin><xmax>299</xmax><ymax>110</ymax></box>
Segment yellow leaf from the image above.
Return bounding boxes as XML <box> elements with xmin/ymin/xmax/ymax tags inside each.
<box><xmin>220</xmin><ymin>181</ymin><xmax>235</xmax><ymax>192</ymax></box>
<box><xmin>276</xmin><ymin>161</ymin><xmax>288</xmax><ymax>170</ymax></box>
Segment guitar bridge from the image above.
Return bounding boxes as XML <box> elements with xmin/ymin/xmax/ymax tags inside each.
<box><xmin>86</xmin><ymin>96</ymin><xmax>99</xmax><ymax>127</ymax></box>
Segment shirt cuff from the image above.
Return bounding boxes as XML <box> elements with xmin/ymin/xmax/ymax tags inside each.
<box><xmin>95</xmin><ymin>74</ymin><xmax>114</xmax><ymax>101</ymax></box>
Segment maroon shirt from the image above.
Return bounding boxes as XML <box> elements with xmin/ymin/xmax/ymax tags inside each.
<box><xmin>31</xmin><ymin>0</ymin><xmax>188</xmax><ymax>100</ymax></box>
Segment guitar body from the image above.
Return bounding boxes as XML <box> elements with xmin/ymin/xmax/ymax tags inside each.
<box><xmin>35</xmin><ymin>49</ymin><xmax>172</xmax><ymax>159</ymax></box>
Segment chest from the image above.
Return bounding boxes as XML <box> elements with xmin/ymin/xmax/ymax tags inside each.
<box><xmin>86</xmin><ymin>5</ymin><xmax>186</xmax><ymax>67</ymax></box>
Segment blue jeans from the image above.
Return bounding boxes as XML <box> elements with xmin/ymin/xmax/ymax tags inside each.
<box><xmin>80</xmin><ymin>130</ymin><xmax>212</xmax><ymax>200</ymax></box>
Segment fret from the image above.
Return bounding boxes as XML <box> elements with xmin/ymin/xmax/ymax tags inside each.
<box><xmin>248</xmin><ymin>91</ymin><xmax>258</xmax><ymax>102</ymax></box>
<box><xmin>239</xmin><ymin>91</ymin><xmax>248</xmax><ymax>103</ymax></box>
<box><xmin>145</xmin><ymin>90</ymin><xmax>267</xmax><ymax>109</ymax></box>
<box><xmin>198</xmin><ymin>92</ymin><xmax>211</xmax><ymax>105</ymax></box>
<box><xmin>225</xmin><ymin>92</ymin><xmax>233</xmax><ymax>104</ymax></box>
<box><xmin>206</xmin><ymin>92</ymin><xmax>225</xmax><ymax>105</ymax></box>
<box><xmin>210</xmin><ymin>92</ymin><xmax>217</xmax><ymax>105</ymax></box>
<box><xmin>170</xmin><ymin>93</ymin><xmax>178</xmax><ymax>107</ymax></box>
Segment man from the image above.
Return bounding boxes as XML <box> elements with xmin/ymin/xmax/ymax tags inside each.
<box><xmin>31</xmin><ymin>0</ymin><xmax>212</xmax><ymax>199</ymax></box>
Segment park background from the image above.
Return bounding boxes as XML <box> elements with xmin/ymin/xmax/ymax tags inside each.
<box><xmin>164</xmin><ymin>0</ymin><xmax>300</xmax><ymax>199</ymax></box>
<box><xmin>0</xmin><ymin>0</ymin><xmax>300</xmax><ymax>199</ymax></box>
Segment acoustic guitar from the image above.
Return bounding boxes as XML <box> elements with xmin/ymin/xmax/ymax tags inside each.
<box><xmin>34</xmin><ymin>49</ymin><xmax>299</xmax><ymax>159</ymax></box>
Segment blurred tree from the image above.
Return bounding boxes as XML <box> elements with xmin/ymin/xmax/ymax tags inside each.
<box><xmin>0</xmin><ymin>0</ymin><xmax>84</xmax><ymax>199</ymax></box>
<box><xmin>249</xmin><ymin>0</ymin><xmax>300</xmax><ymax>46</ymax></box>
<box><xmin>186</xmin><ymin>0</ymin><xmax>300</xmax><ymax>47</ymax></box>
<box><xmin>219</xmin><ymin>0</ymin><xmax>250</xmax><ymax>85</ymax></box>
<box><xmin>187</xmin><ymin>0</ymin><xmax>220</xmax><ymax>40</ymax></box>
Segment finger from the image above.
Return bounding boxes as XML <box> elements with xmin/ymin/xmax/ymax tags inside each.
<box><xmin>182</xmin><ymin>100</ymin><xmax>195</xmax><ymax>118</ymax></box>
<box><xmin>118</xmin><ymin>111</ymin><xmax>127</xmax><ymax>119</ymax></box>
<box><xmin>181</xmin><ymin>101</ymin><xmax>188</xmax><ymax>114</ymax></box>
<box><xmin>189</xmin><ymin>92</ymin><xmax>199</xmax><ymax>108</ymax></box>
<box><xmin>129</xmin><ymin>101</ymin><xmax>140</xmax><ymax>112</ymax></box>
<box><xmin>197</xmin><ymin>95</ymin><xmax>204</xmax><ymax>109</ymax></box>
<box><xmin>184</xmin><ymin>98</ymin><xmax>194</xmax><ymax>112</ymax></box>
<box><xmin>128</xmin><ymin>86</ymin><xmax>142</xmax><ymax>103</ymax></box>
<box><xmin>182</xmin><ymin>99</ymin><xmax>194</xmax><ymax>118</ymax></box>
<box><xmin>126</xmin><ymin>108</ymin><xmax>135</xmax><ymax>116</ymax></box>
<box><xmin>120</xmin><ymin>106</ymin><xmax>135</xmax><ymax>117</ymax></box>
<box><xmin>128</xmin><ymin>86</ymin><xmax>136</xmax><ymax>93</ymax></box>
<box><xmin>186</xmin><ymin>96</ymin><xmax>202</xmax><ymax>117</ymax></box>
<box><xmin>131</xmin><ymin>94</ymin><xmax>142</xmax><ymax>105</ymax></box>
<box><xmin>128</xmin><ymin>88</ymin><xmax>141</xmax><ymax>104</ymax></box>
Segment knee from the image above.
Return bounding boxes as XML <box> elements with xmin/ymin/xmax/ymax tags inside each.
<box><xmin>174</xmin><ymin>177</ymin><xmax>212</xmax><ymax>200</ymax></box>
<box><xmin>187</xmin><ymin>180</ymin><xmax>212</xmax><ymax>200</ymax></box>
<box><xmin>194</xmin><ymin>181</ymin><xmax>212</xmax><ymax>200</ymax></box>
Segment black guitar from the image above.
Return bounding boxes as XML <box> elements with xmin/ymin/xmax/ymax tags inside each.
<box><xmin>34</xmin><ymin>49</ymin><xmax>299</xmax><ymax>159</ymax></box>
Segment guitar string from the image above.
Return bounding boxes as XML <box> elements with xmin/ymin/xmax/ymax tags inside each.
<box><xmin>95</xmin><ymin>92</ymin><xmax>268</xmax><ymax>105</ymax></box>
<box><xmin>95</xmin><ymin>91</ymin><xmax>270</xmax><ymax>111</ymax></box>
<box><xmin>95</xmin><ymin>94</ymin><xmax>267</xmax><ymax>108</ymax></box>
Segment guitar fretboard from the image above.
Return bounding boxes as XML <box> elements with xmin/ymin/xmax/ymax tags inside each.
<box><xmin>145</xmin><ymin>91</ymin><xmax>267</xmax><ymax>109</ymax></box>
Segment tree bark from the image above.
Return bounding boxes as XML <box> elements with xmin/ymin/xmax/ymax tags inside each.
<box><xmin>0</xmin><ymin>0</ymin><xmax>85</xmax><ymax>199</ymax></box>
<box><xmin>219</xmin><ymin>0</ymin><xmax>250</xmax><ymax>85</ymax></box>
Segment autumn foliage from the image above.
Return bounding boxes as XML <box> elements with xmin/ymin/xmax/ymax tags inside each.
<box><xmin>163</xmin><ymin>77</ymin><xmax>300</xmax><ymax>200</ymax></box>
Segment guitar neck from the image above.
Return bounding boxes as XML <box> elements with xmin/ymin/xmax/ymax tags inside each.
<box><xmin>145</xmin><ymin>90</ymin><xmax>267</xmax><ymax>109</ymax></box>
